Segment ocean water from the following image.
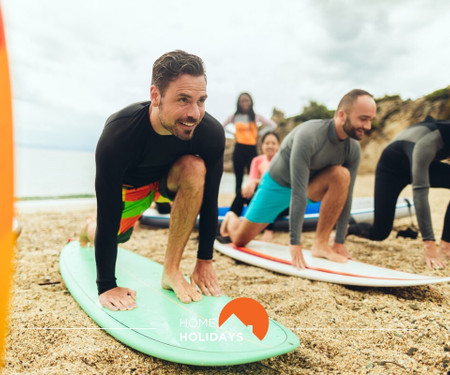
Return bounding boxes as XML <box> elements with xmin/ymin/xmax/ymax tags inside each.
<box><xmin>14</xmin><ymin>146</ymin><xmax>237</xmax><ymax>199</ymax></box>
<box><xmin>14</xmin><ymin>146</ymin><xmax>96</xmax><ymax>198</ymax></box>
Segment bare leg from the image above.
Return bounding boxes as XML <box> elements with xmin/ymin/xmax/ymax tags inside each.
<box><xmin>219</xmin><ymin>211</ymin><xmax>232</xmax><ymax>237</ymax></box>
<box><xmin>161</xmin><ymin>155</ymin><xmax>206</xmax><ymax>303</ymax></box>
<box><xmin>221</xmin><ymin>211</ymin><xmax>268</xmax><ymax>247</ymax></box>
<box><xmin>261</xmin><ymin>229</ymin><xmax>274</xmax><ymax>242</ymax></box>
<box><xmin>307</xmin><ymin>166</ymin><xmax>350</xmax><ymax>262</ymax></box>
<box><xmin>224</xmin><ymin>214</ymin><xmax>307</xmax><ymax>269</ymax></box>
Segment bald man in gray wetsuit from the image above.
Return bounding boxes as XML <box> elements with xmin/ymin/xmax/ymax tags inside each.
<box><xmin>220</xmin><ymin>89</ymin><xmax>377</xmax><ymax>269</ymax></box>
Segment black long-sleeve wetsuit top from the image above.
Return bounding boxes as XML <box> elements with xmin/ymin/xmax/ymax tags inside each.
<box><xmin>94</xmin><ymin>101</ymin><xmax>225</xmax><ymax>294</ymax></box>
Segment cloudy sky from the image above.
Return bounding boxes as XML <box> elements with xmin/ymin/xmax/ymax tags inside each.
<box><xmin>3</xmin><ymin>0</ymin><xmax>450</xmax><ymax>151</ymax></box>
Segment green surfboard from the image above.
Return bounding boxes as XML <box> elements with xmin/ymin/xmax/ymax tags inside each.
<box><xmin>59</xmin><ymin>241</ymin><xmax>299</xmax><ymax>366</ymax></box>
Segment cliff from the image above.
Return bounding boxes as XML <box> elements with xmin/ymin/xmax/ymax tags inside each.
<box><xmin>223</xmin><ymin>86</ymin><xmax>450</xmax><ymax>174</ymax></box>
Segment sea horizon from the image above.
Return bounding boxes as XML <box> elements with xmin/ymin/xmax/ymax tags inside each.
<box><xmin>14</xmin><ymin>145</ymin><xmax>237</xmax><ymax>200</ymax></box>
<box><xmin>14</xmin><ymin>145</ymin><xmax>96</xmax><ymax>199</ymax></box>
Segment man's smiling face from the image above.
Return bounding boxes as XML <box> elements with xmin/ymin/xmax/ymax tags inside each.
<box><xmin>151</xmin><ymin>74</ymin><xmax>207</xmax><ymax>141</ymax></box>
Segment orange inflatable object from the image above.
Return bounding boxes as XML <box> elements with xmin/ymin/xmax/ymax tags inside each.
<box><xmin>0</xmin><ymin>4</ymin><xmax>15</xmax><ymax>368</ymax></box>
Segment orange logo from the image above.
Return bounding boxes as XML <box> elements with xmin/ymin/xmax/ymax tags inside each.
<box><xmin>218</xmin><ymin>297</ymin><xmax>269</xmax><ymax>340</ymax></box>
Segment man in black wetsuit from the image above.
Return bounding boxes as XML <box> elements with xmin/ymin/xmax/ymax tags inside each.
<box><xmin>348</xmin><ymin>116</ymin><xmax>450</xmax><ymax>269</ymax></box>
<box><xmin>91</xmin><ymin>50</ymin><xmax>225</xmax><ymax>310</ymax></box>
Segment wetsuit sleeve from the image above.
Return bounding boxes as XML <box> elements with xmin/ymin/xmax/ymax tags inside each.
<box><xmin>411</xmin><ymin>131</ymin><xmax>443</xmax><ymax>241</ymax></box>
<box><xmin>94</xmin><ymin>123</ymin><xmax>140</xmax><ymax>294</ymax></box>
<box><xmin>196</xmin><ymin>115</ymin><xmax>225</xmax><ymax>259</ymax></box>
<box><xmin>289</xmin><ymin>130</ymin><xmax>312</xmax><ymax>245</ymax></box>
<box><xmin>334</xmin><ymin>142</ymin><xmax>361</xmax><ymax>243</ymax></box>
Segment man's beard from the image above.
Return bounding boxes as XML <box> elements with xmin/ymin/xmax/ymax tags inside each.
<box><xmin>343</xmin><ymin>117</ymin><xmax>365</xmax><ymax>140</ymax></box>
<box><xmin>158</xmin><ymin>102</ymin><xmax>198</xmax><ymax>141</ymax></box>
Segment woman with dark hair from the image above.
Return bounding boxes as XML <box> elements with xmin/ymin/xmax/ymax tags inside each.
<box><xmin>223</xmin><ymin>92</ymin><xmax>277</xmax><ymax>197</ymax></box>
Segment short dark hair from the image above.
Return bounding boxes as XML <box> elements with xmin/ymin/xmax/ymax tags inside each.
<box><xmin>337</xmin><ymin>89</ymin><xmax>373</xmax><ymax>113</ymax></box>
<box><xmin>152</xmin><ymin>50</ymin><xmax>206</xmax><ymax>95</ymax></box>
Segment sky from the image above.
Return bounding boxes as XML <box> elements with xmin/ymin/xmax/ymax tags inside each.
<box><xmin>2</xmin><ymin>0</ymin><xmax>450</xmax><ymax>151</ymax></box>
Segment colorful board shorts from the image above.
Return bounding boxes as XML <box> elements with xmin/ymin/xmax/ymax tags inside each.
<box><xmin>117</xmin><ymin>180</ymin><xmax>172</xmax><ymax>243</ymax></box>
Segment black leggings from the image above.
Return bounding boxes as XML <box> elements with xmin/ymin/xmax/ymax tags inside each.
<box><xmin>369</xmin><ymin>153</ymin><xmax>450</xmax><ymax>242</ymax></box>
<box><xmin>232</xmin><ymin>143</ymin><xmax>258</xmax><ymax>195</ymax></box>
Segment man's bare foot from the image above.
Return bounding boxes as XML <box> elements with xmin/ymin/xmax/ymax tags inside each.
<box><xmin>332</xmin><ymin>242</ymin><xmax>352</xmax><ymax>260</ymax></box>
<box><xmin>424</xmin><ymin>241</ymin><xmax>445</xmax><ymax>269</ymax></box>
<box><xmin>311</xmin><ymin>246</ymin><xmax>348</xmax><ymax>263</ymax></box>
<box><xmin>79</xmin><ymin>215</ymin><xmax>96</xmax><ymax>247</ymax></box>
<box><xmin>133</xmin><ymin>220</ymin><xmax>142</xmax><ymax>233</ymax></box>
<box><xmin>439</xmin><ymin>240</ymin><xmax>450</xmax><ymax>260</ymax></box>
<box><xmin>261</xmin><ymin>229</ymin><xmax>274</xmax><ymax>242</ymax></box>
<box><xmin>220</xmin><ymin>211</ymin><xmax>235</xmax><ymax>237</ymax></box>
<box><xmin>13</xmin><ymin>218</ymin><xmax>22</xmax><ymax>239</ymax></box>
<box><xmin>99</xmin><ymin>287</ymin><xmax>137</xmax><ymax>311</ymax></box>
<box><xmin>161</xmin><ymin>268</ymin><xmax>202</xmax><ymax>303</ymax></box>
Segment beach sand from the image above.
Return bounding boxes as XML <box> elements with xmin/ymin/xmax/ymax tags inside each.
<box><xmin>3</xmin><ymin>174</ymin><xmax>450</xmax><ymax>374</ymax></box>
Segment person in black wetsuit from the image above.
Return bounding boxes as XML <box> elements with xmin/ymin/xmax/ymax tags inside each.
<box><xmin>348</xmin><ymin>116</ymin><xmax>450</xmax><ymax>269</ymax></box>
<box><xmin>84</xmin><ymin>50</ymin><xmax>225</xmax><ymax>311</ymax></box>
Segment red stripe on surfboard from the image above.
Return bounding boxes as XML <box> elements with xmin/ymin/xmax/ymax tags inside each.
<box><xmin>230</xmin><ymin>244</ymin><xmax>430</xmax><ymax>281</ymax></box>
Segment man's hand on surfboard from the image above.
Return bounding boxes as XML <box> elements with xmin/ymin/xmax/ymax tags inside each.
<box><xmin>99</xmin><ymin>287</ymin><xmax>137</xmax><ymax>311</ymax></box>
<box><xmin>289</xmin><ymin>245</ymin><xmax>307</xmax><ymax>269</ymax></box>
<box><xmin>191</xmin><ymin>259</ymin><xmax>222</xmax><ymax>297</ymax></box>
<box><xmin>424</xmin><ymin>241</ymin><xmax>446</xmax><ymax>269</ymax></box>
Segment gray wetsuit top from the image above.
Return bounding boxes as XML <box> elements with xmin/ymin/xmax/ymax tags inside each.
<box><xmin>269</xmin><ymin>119</ymin><xmax>361</xmax><ymax>245</ymax></box>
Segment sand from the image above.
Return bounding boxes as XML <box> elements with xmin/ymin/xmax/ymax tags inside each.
<box><xmin>3</xmin><ymin>174</ymin><xmax>450</xmax><ymax>375</ymax></box>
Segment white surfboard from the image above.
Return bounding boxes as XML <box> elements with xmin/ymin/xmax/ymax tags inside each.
<box><xmin>140</xmin><ymin>197</ymin><xmax>415</xmax><ymax>230</ymax></box>
<box><xmin>214</xmin><ymin>240</ymin><xmax>450</xmax><ymax>287</ymax></box>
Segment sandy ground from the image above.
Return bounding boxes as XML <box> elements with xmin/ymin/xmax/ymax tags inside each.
<box><xmin>3</xmin><ymin>174</ymin><xmax>450</xmax><ymax>375</ymax></box>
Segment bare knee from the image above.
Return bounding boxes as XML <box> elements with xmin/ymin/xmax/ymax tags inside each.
<box><xmin>184</xmin><ymin>155</ymin><xmax>206</xmax><ymax>180</ymax></box>
<box><xmin>329</xmin><ymin>166</ymin><xmax>350</xmax><ymax>188</ymax></box>
<box><xmin>234</xmin><ymin>235</ymin><xmax>249</xmax><ymax>247</ymax></box>
<box><xmin>179</xmin><ymin>155</ymin><xmax>206</xmax><ymax>175</ymax></box>
<box><xmin>228</xmin><ymin>221</ymin><xmax>249</xmax><ymax>246</ymax></box>
<box><xmin>168</xmin><ymin>155</ymin><xmax>206</xmax><ymax>191</ymax></box>
<box><xmin>308</xmin><ymin>165</ymin><xmax>350</xmax><ymax>201</ymax></box>
<box><xmin>230</xmin><ymin>220</ymin><xmax>266</xmax><ymax>247</ymax></box>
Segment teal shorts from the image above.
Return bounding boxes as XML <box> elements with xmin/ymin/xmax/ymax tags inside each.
<box><xmin>245</xmin><ymin>172</ymin><xmax>292</xmax><ymax>223</ymax></box>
